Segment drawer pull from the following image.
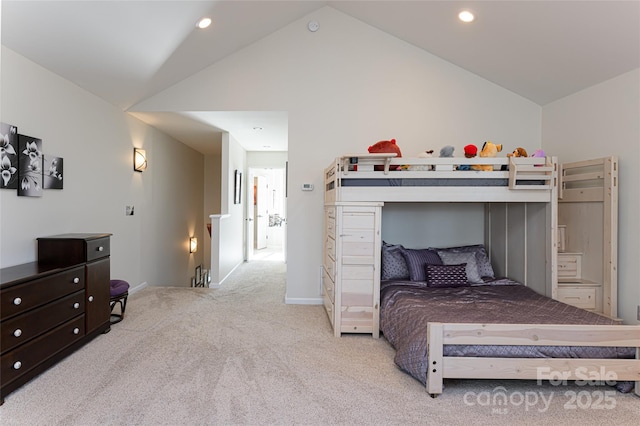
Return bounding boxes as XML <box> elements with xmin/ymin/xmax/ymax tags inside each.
<box><xmin>73</xmin><ymin>328</ymin><xmax>80</xmax><ymax>335</ymax></box>
<box><xmin>13</xmin><ymin>297</ymin><xmax>22</xmax><ymax>306</ymax></box>
<box><xmin>13</xmin><ymin>329</ymin><xmax>22</xmax><ymax>337</ymax></box>
<box><xmin>88</xmin><ymin>296</ymin><xmax>94</xmax><ymax>302</ymax></box>
<box><xmin>73</xmin><ymin>277</ymin><xmax>80</xmax><ymax>284</ymax></box>
<box><xmin>13</xmin><ymin>361</ymin><xmax>22</xmax><ymax>370</ymax></box>
<box><xmin>73</xmin><ymin>302</ymin><xmax>80</xmax><ymax>309</ymax></box>
<box><xmin>97</xmin><ymin>246</ymin><xmax>104</xmax><ymax>252</ymax></box>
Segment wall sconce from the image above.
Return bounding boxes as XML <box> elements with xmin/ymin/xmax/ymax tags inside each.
<box><xmin>133</xmin><ymin>148</ymin><xmax>147</xmax><ymax>172</ymax></box>
<box><xmin>189</xmin><ymin>237</ymin><xmax>198</xmax><ymax>253</ymax></box>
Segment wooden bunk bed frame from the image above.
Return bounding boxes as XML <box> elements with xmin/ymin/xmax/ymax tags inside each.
<box><xmin>323</xmin><ymin>154</ymin><xmax>640</xmax><ymax>397</ymax></box>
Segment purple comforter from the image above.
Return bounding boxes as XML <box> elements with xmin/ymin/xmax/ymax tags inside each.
<box><xmin>380</xmin><ymin>281</ymin><xmax>635</xmax><ymax>387</ymax></box>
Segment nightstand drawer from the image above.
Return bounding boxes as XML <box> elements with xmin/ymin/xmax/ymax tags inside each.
<box><xmin>558</xmin><ymin>253</ymin><xmax>582</xmax><ymax>280</ymax></box>
<box><xmin>558</xmin><ymin>287</ymin><xmax>596</xmax><ymax>310</ymax></box>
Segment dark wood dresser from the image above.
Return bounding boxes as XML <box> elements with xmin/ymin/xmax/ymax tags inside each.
<box><xmin>0</xmin><ymin>233</ymin><xmax>112</xmax><ymax>404</ymax></box>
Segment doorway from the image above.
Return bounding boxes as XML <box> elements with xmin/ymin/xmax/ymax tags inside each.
<box><xmin>246</xmin><ymin>167</ymin><xmax>286</xmax><ymax>262</ymax></box>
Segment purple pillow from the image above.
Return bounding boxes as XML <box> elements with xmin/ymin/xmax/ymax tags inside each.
<box><xmin>426</xmin><ymin>263</ymin><xmax>469</xmax><ymax>288</ymax></box>
<box><xmin>400</xmin><ymin>248</ymin><xmax>443</xmax><ymax>281</ymax></box>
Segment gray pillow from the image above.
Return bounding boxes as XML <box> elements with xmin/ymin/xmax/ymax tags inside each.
<box><xmin>432</xmin><ymin>244</ymin><xmax>495</xmax><ymax>279</ymax></box>
<box><xmin>400</xmin><ymin>248</ymin><xmax>443</xmax><ymax>282</ymax></box>
<box><xmin>381</xmin><ymin>242</ymin><xmax>410</xmax><ymax>281</ymax></box>
<box><xmin>437</xmin><ymin>251</ymin><xmax>483</xmax><ymax>284</ymax></box>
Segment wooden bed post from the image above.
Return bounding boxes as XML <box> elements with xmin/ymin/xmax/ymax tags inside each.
<box><xmin>426</xmin><ymin>322</ymin><xmax>444</xmax><ymax>396</ymax></box>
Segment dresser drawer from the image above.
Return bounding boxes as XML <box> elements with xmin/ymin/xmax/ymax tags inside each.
<box><xmin>558</xmin><ymin>287</ymin><xmax>596</xmax><ymax>310</ymax></box>
<box><xmin>322</xmin><ymin>267</ymin><xmax>334</xmax><ymax>303</ymax></box>
<box><xmin>86</xmin><ymin>237</ymin><xmax>110</xmax><ymax>262</ymax></box>
<box><xmin>325</xmin><ymin>236</ymin><xmax>336</xmax><ymax>260</ymax></box>
<box><xmin>322</xmin><ymin>286</ymin><xmax>334</xmax><ymax>327</ymax></box>
<box><xmin>326</xmin><ymin>216</ymin><xmax>336</xmax><ymax>239</ymax></box>
<box><xmin>1</xmin><ymin>315</ymin><xmax>85</xmax><ymax>386</ymax></box>
<box><xmin>324</xmin><ymin>252</ymin><xmax>336</xmax><ymax>281</ymax></box>
<box><xmin>0</xmin><ymin>266</ymin><xmax>84</xmax><ymax>320</ymax></box>
<box><xmin>558</xmin><ymin>253</ymin><xmax>582</xmax><ymax>280</ymax></box>
<box><xmin>1</xmin><ymin>291</ymin><xmax>85</xmax><ymax>354</ymax></box>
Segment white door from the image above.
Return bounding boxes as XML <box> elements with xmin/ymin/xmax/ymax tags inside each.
<box><xmin>254</xmin><ymin>176</ymin><xmax>268</xmax><ymax>250</ymax></box>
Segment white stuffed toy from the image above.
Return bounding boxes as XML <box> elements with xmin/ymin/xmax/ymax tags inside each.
<box><xmin>409</xmin><ymin>150</ymin><xmax>435</xmax><ymax>171</ymax></box>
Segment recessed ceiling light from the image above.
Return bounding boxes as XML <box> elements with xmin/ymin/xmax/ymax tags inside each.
<box><xmin>458</xmin><ymin>10</ymin><xmax>475</xmax><ymax>23</ymax></box>
<box><xmin>196</xmin><ymin>17</ymin><xmax>212</xmax><ymax>29</ymax></box>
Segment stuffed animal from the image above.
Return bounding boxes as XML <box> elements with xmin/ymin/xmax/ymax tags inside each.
<box><xmin>472</xmin><ymin>141</ymin><xmax>502</xmax><ymax>171</ymax></box>
<box><xmin>458</xmin><ymin>144</ymin><xmax>478</xmax><ymax>170</ymax></box>
<box><xmin>368</xmin><ymin>138</ymin><xmax>402</xmax><ymax>171</ymax></box>
<box><xmin>439</xmin><ymin>145</ymin><xmax>454</xmax><ymax>157</ymax></box>
<box><xmin>368</xmin><ymin>138</ymin><xmax>402</xmax><ymax>157</ymax></box>
<box><xmin>409</xmin><ymin>150</ymin><xmax>435</xmax><ymax>171</ymax></box>
<box><xmin>530</xmin><ymin>149</ymin><xmax>546</xmax><ymax>167</ymax></box>
<box><xmin>507</xmin><ymin>147</ymin><xmax>528</xmax><ymax>157</ymax></box>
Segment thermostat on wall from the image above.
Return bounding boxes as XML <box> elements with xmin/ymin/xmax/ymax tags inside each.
<box><xmin>301</xmin><ymin>183</ymin><xmax>314</xmax><ymax>191</ymax></box>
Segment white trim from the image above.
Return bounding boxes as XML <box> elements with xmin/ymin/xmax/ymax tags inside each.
<box><xmin>285</xmin><ymin>296</ymin><xmax>323</xmax><ymax>305</ymax></box>
<box><xmin>209</xmin><ymin>260</ymin><xmax>243</xmax><ymax>289</ymax></box>
<box><xmin>129</xmin><ymin>281</ymin><xmax>148</xmax><ymax>294</ymax></box>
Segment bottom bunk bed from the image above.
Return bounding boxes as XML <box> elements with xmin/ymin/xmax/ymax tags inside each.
<box><xmin>379</xmin><ymin>245</ymin><xmax>640</xmax><ymax>397</ymax></box>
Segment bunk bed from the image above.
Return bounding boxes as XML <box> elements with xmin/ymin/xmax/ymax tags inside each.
<box><xmin>322</xmin><ymin>153</ymin><xmax>640</xmax><ymax>397</ymax></box>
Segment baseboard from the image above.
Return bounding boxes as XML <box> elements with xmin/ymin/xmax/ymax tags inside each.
<box><xmin>129</xmin><ymin>281</ymin><xmax>148</xmax><ymax>294</ymax></box>
<box><xmin>209</xmin><ymin>261</ymin><xmax>243</xmax><ymax>289</ymax></box>
<box><xmin>285</xmin><ymin>296</ymin><xmax>323</xmax><ymax>305</ymax></box>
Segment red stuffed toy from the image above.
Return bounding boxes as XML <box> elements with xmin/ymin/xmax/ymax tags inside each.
<box><xmin>368</xmin><ymin>139</ymin><xmax>402</xmax><ymax>157</ymax></box>
<box><xmin>368</xmin><ymin>139</ymin><xmax>402</xmax><ymax>171</ymax></box>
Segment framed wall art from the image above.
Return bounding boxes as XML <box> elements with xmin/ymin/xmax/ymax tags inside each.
<box><xmin>234</xmin><ymin>169</ymin><xmax>242</xmax><ymax>204</ymax></box>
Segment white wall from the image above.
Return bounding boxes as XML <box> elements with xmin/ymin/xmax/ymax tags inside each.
<box><xmin>0</xmin><ymin>46</ymin><xmax>205</xmax><ymax>288</ymax></box>
<box><xmin>132</xmin><ymin>7</ymin><xmax>542</xmax><ymax>302</ymax></box>
<box><xmin>215</xmin><ymin>133</ymin><xmax>245</xmax><ymax>280</ymax></box>
<box><xmin>203</xmin><ymin>152</ymin><xmax>221</xmax><ymax>269</ymax></box>
<box><xmin>542</xmin><ymin>69</ymin><xmax>640</xmax><ymax>324</ymax></box>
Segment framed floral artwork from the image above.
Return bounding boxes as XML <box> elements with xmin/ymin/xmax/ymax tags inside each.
<box><xmin>43</xmin><ymin>155</ymin><xmax>64</xmax><ymax>189</ymax></box>
<box><xmin>17</xmin><ymin>134</ymin><xmax>43</xmax><ymax>197</ymax></box>
<box><xmin>1</xmin><ymin>122</ymin><xmax>19</xmax><ymax>189</ymax></box>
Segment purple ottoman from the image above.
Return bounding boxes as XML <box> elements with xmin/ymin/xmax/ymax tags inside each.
<box><xmin>109</xmin><ymin>279</ymin><xmax>130</xmax><ymax>324</ymax></box>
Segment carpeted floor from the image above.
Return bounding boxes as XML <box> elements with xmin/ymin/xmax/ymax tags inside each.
<box><xmin>0</xmin><ymin>260</ymin><xmax>638</xmax><ymax>425</ymax></box>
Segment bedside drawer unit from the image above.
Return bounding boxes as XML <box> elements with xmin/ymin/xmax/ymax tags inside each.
<box><xmin>0</xmin><ymin>266</ymin><xmax>84</xmax><ymax>320</ymax></box>
<box><xmin>324</xmin><ymin>202</ymin><xmax>382</xmax><ymax>338</ymax></box>
<box><xmin>558</xmin><ymin>287</ymin><xmax>596</xmax><ymax>310</ymax></box>
<box><xmin>558</xmin><ymin>253</ymin><xmax>582</xmax><ymax>280</ymax></box>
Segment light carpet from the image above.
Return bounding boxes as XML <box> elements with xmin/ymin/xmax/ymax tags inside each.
<box><xmin>0</xmin><ymin>260</ymin><xmax>638</xmax><ymax>425</ymax></box>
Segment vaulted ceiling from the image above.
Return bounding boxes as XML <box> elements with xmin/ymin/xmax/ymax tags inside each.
<box><xmin>2</xmin><ymin>1</ymin><xmax>638</xmax><ymax>154</ymax></box>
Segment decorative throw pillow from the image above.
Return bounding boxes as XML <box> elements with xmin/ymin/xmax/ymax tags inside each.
<box><xmin>381</xmin><ymin>242</ymin><xmax>410</xmax><ymax>281</ymax></box>
<box><xmin>432</xmin><ymin>244</ymin><xmax>495</xmax><ymax>279</ymax></box>
<box><xmin>437</xmin><ymin>250</ymin><xmax>483</xmax><ymax>284</ymax></box>
<box><xmin>400</xmin><ymin>248</ymin><xmax>443</xmax><ymax>282</ymax></box>
<box><xmin>425</xmin><ymin>263</ymin><xmax>469</xmax><ymax>288</ymax></box>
